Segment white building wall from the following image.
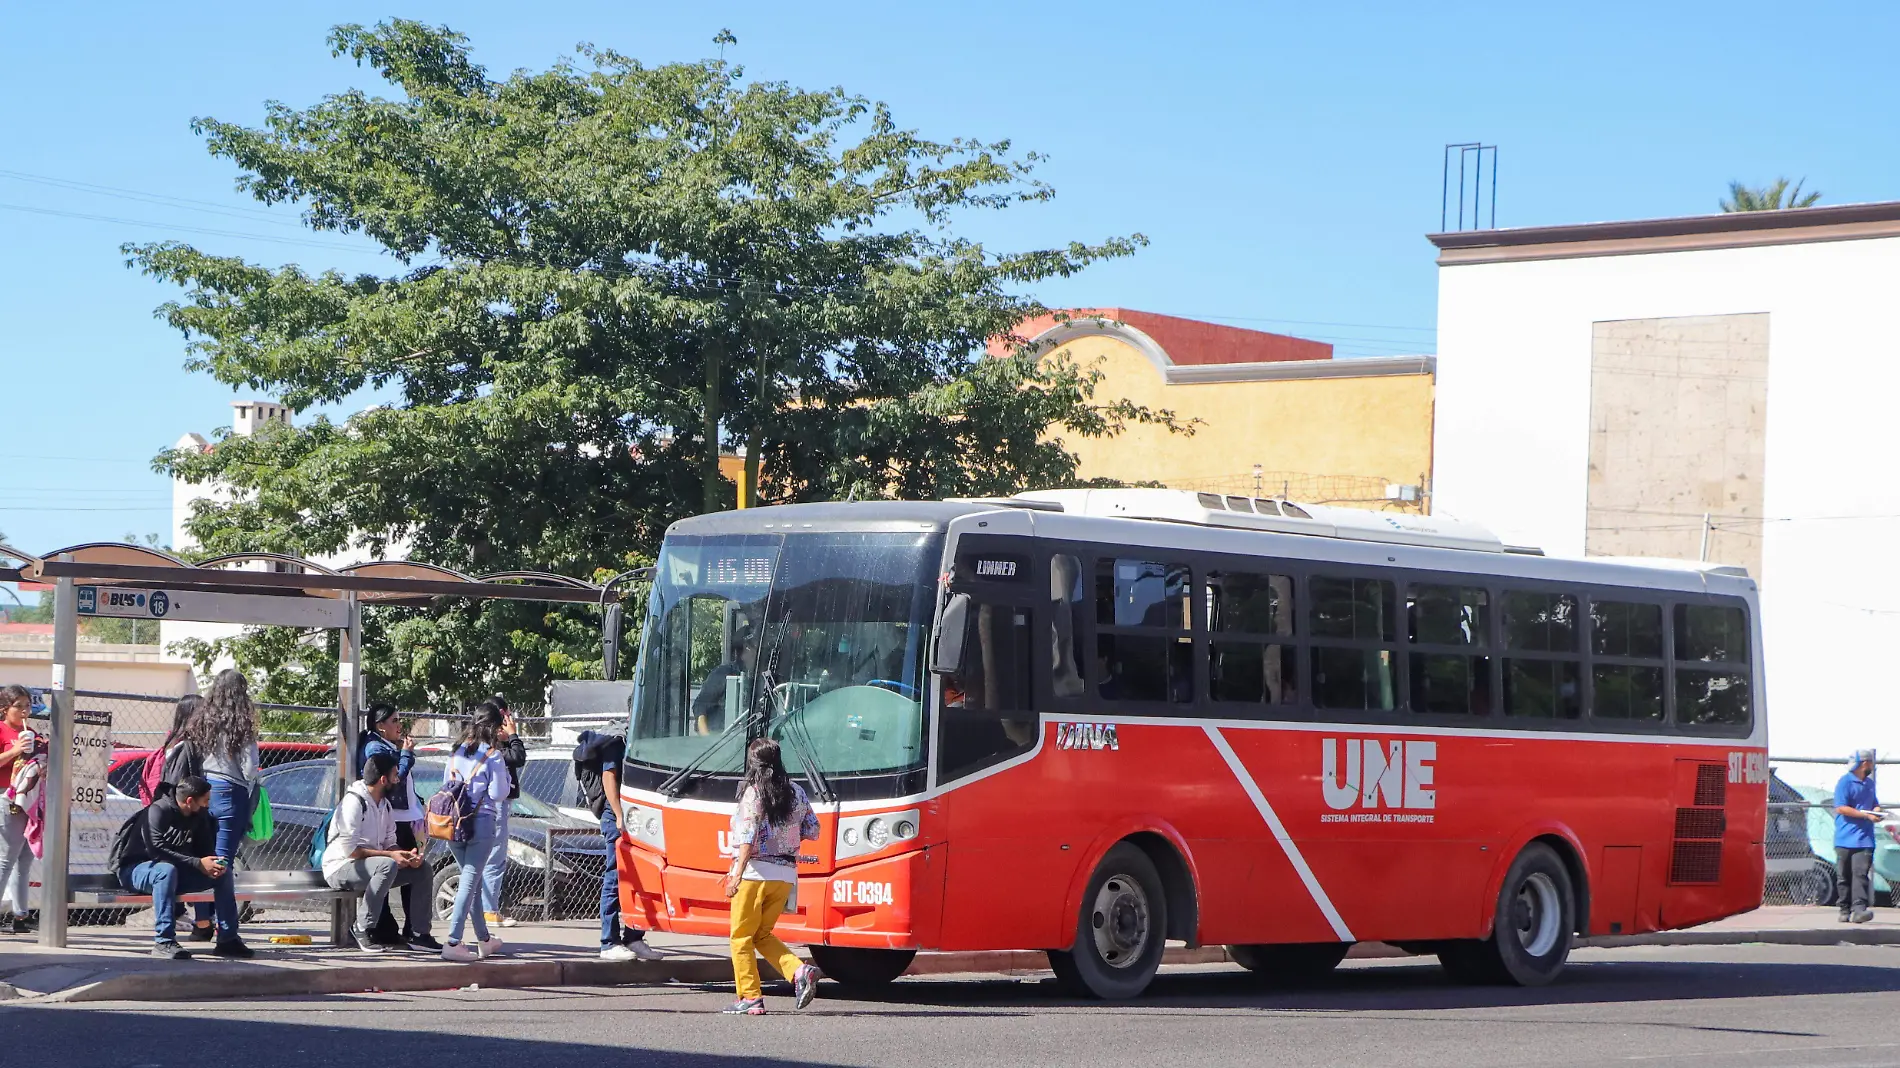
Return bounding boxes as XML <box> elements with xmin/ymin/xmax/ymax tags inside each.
<box><xmin>1435</xmin><ymin>235</ymin><xmax>1900</xmax><ymax>777</ymax></box>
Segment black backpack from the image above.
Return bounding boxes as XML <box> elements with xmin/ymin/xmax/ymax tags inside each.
<box><xmin>107</xmin><ymin>806</ymin><xmax>149</xmax><ymax>874</ymax></box>
<box><xmin>572</xmin><ymin>731</ymin><xmax>623</xmax><ymax>816</ymax></box>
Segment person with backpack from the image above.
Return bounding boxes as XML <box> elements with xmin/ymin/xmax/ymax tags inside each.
<box><xmin>180</xmin><ymin>669</ymin><xmax>259</xmax><ymax>957</ymax></box>
<box><xmin>0</xmin><ymin>685</ymin><xmax>37</xmax><ymax>935</ymax></box>
<box><xmin>721</xmin><ymin>738</ymin><xmax>821</xmax><ymax>1015</ymax></box>
<box><xmin>114</xmin><ymin>775</ymin><xmax>239</xmax><ymax>960</ymax></box>
<box><xmin>479</xmin><ymin>696</ymin><xmax>527</xmax><ymax>931</ymax></box>
<box><xmin>357</xmin><ymin>704</ymin><xmax>422</xmax><ymax>946</ymax></box>
<box><xmin>436</xmin><ymin>705</ymin><xmax>511</xmax><ymax>962</ymax></box>
<box><xmin>573</xmin><ymin>729</ymin><xmax>661</xmax><ymax>962</ymax></box>
<box><xmin>322</xmin><ymin>752</ymin><xmax>433</xmax><ymax>953</ymax></box>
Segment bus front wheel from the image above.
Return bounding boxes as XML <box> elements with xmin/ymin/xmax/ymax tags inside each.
<box><xmin>806</xmin><ymin>946</ymin><xmax>916</xmax><ymax>990</ymax></box>
<box><xmin>1227</xmin><ymin>942</ymin><xmax>1351</xmax><ymax>979</ymax></box>
<box><xmin>1439</xmin><ymin>842</ymin><xmax>1576</xmax><ymax>987</ymax></box>
<box><xmin>1048</xmin><ymin>843</ymin><xmax>1168</xmax><ymax>1000</ymax></box>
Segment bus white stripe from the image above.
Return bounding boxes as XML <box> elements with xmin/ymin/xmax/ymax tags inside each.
<box><xmin>1203</xmin><ymin>725</ymin><xmax>1355</xmax><ymax>942</ymax></box>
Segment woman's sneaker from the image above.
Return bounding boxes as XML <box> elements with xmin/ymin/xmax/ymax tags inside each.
<box><xmin>600</xmin><ymin>943</ymin><xmax>638</xmax><ymax>962</ymax></box>
<box><xmin>441</xmin><ymin>942</ymin><xmax>479</xmax><ymax>963</ymax></box>
<box><xmin>478</xmin><ymin>936</ymin><xmax>507</xmax><ymax>958</ymax></box>
<box><xmin>794</xmin><ymin>964</ymin><xmax>820</xmax><ymax>1010</ymax></box>
<box><xmin>722</xmin><ymin>997</ymin><xmax>767</xmax><ymax>1015</ymax></box>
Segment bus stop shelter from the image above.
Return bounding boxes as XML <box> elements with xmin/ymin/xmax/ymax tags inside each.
<box><xmin>0</xmin><ymin>540</ymin><xmax>622</xmax><ymax>949</ymax></box>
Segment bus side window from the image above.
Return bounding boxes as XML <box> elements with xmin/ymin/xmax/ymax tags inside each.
<box><xmin>940</xmin><ymin>602</ymin><xmax>1037</xmax><ymax>781</ymax></box>
<box><xmin>1050</xmin><ymin>554</ymin><xmax>1086</xmax><ymax>699</ymax></box>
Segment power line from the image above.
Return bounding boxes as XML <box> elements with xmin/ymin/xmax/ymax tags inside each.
<box><xmin>0</xmin><ymin>169</ymin><xmax>304</xmax><ymax>226</ymax></box>
<box><xmin>0</xmin><ymin>201</ymin><xmax>376</xmax><ymax>253</ymax></box>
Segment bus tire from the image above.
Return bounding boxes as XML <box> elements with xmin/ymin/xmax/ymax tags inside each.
<box><xmin>806</xmin><ymin>946</ymin><xmax>915</xmax><ymax>990</ymax></box>
<box><xmin>1049</xmin><ymin>842</ymin><xmax>1168</xmax><ymax>1000</ymax></box>
<box><xmin>1227</xmin><ymin>942</ymin><xmax>1351</xmax><ymax>979</ymax></box>
<box><xmin>1441</xmin><ymin>843</ymin><xmax>1575</xmax><ymax>987</ymax></box>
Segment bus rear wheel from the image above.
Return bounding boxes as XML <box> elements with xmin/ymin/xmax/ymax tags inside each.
<box><xmin>1227</xmin><ymin>942</ymin><xmax>1351</xmax><ymax>979</ymax></box>
<box><xmin>806</xmin><ymin>946</ymin><xmax>915</xmax><ymax>990</ymax></box>
<box><xmin>1048</xmin><ymin>843</ymin><xmax>1168</xmax><ymax>1000</ymax></box>
<box><xmin>1439</xmin><ymin>842</ymin><xmax>1576</xmax><ymax>987</ymax></box>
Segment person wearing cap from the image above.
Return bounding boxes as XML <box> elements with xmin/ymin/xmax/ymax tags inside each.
<box><xmin>1834</xmin><ymin>748</ymin><xmax>1883</xmax><ymax>923</ymax></box>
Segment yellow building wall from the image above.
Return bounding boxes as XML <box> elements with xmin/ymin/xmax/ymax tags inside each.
<box><xmin>1051</xmin><ymin>336</ymin><xmax>1436</xmax><ymax>511</ymax></box>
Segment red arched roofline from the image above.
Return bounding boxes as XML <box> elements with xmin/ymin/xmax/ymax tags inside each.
<box><xmin>990</xmin><ymin>308</ymin><xmax>1332</xmax><ymax>375</ymax></box>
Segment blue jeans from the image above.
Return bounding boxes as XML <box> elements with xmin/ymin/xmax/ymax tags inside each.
<box><xmin>481</xmin><ymin>807</ymin><xmax>509</xmax><ymax>916</ymax></box>
<box><xmin>446</xmin><ymin>817</ymin><xmax>499</xmax><ymax>944</ymax></box>
<box><xmin>194</xmin><ymin>777</ymin><xmax>252</xmax><ymax>927</ymax></box>
<box><xmin>121</xmin><ymin>860</ymin><xmax>238</xmax><ymax>944</ymax></box>
<box><xmin>599</xmin><ymin>810</ymin><xmax>646</xmax><ymax>948</ymax></box>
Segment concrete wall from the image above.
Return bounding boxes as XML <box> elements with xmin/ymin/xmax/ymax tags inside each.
<box><xmin>0</xmin><ymin>638</ymin><xmax>196</xmax><ymax>697</ymax></box>
<box><xmin>1052</xmin><ymin>334</ymin><xmax>1436</xmax><ymax>507</ymax></box>
<box><xmin>1434</xmin><ymin>234</ymin><xmax>1900</xmax><ymax>768</ymax></box>
<box><xmin>1586</xmin><ymin>313</ymin><xmax>1769</xmax><ymax>575</ymax></box>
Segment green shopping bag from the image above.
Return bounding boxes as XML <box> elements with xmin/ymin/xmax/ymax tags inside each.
<box><xmin>247</xmin><ymin>782</ymin><xmax>274</xmax><ymax>841</ymax></box>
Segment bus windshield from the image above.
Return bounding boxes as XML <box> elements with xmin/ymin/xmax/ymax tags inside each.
<box><xmin>628</xmin><ymin>531</ymin><xmax>941</xmax><ymax>784</ymax></box>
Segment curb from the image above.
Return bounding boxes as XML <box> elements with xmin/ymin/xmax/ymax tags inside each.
<box><xmin>38</xmin><ymin>928</ymin><xmax>1899</xmax><ymax>1003</ymax></box>
<box><xmin>1581</xmin><ymin>928</ymin><xmax>1900</xmax><ymax>949</ymax></box>
<box><xmin>49</xmin><ymin>955</ymin><xmax>732</xmax><ymax>1004</ymax></box>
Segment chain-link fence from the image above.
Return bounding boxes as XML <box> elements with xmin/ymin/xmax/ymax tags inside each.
<box><xmin>53</xmin><ymin>690</ymin><xmax>617</xmax><ymax>933</ymax></box>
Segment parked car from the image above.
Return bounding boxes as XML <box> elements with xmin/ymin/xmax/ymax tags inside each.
<box><xmin>1766</xmin><ymin>772</ymin><xmax>1831</xmax><ymax>905</ymax></box>
<box><xmin>519</xmin><ymin>745</ymin><xmax>594</xmax><ymax>824</ymax></box>
<box><xmin>243</xmin><ymin>758</ymin><xmax>609</xmax><ymax>921</ymax></box>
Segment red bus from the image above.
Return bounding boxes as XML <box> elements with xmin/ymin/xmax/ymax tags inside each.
<box><xmin>615</xmin><ymin>489</ymin><xmax>1765</xmax><ymax>997</ymax></box>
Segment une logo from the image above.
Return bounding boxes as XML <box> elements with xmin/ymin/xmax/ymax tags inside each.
<box><xmin>1322</xmin><ymin>738</ymin><xmax>1436</xmax><ymax>810</ymax></box>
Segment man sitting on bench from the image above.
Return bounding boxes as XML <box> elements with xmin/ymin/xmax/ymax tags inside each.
<box><xmin>114</xmin><ymin>775</ymin><xmax>242</xmax><ymax>960</ymax></box>
<box><xmin>322</xmin><ymin>752</ymin><xmax>433</xmax><ymax>953</ymax></box>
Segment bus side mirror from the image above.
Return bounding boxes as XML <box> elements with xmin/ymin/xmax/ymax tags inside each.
<box><xmin>932</xmin><ymin>594</ymin><xmax>971</xmax><ymax>676</ymax></box>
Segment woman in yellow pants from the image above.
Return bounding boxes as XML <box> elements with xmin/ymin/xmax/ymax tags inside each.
<box><xmin>723</xmin><ymin>738</ymin><xmax>821</xmax><ymax>1015</ymax></box>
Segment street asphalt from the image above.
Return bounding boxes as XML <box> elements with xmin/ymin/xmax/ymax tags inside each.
<box><xmin>6</xmin><ymin>943</ymin><xmax>1900</xmax><ymax>1067</ymax></box>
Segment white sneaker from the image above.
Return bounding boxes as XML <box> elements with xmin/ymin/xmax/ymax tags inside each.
<box><xmin>600</xmin><ymin>943</ymin><xmax>638</xmax><ymax>962</ymax></box>
<box><xmin>478</xmin><ymin>936</ymin><xmax>507</xmax><ymax>958</ymax></box>
<box><xmin>499</xmin><ymin>914</ymin><xmax>519</xmax><ymax>929</ymax></box>
<box><xmin>627</xmin><ymin>940</ymin><xmax>663</xmax><ymax>961</ymax></box>
<box><xmin>441</xmin><ymin>942</ymin><xmax>479</xmax><ymax>963</ymax></box>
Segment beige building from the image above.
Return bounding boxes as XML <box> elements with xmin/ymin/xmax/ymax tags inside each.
<box><xmin>1013</xmin><ymin>309</ymin><xmax>1437</xmax><ymax>510</ymax></box>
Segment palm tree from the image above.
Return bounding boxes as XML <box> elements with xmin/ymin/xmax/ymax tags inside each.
<box><xmin>1721</xmin><ymin>177</ymin><xmax>1822</xmax><ymax>212</ymax></box>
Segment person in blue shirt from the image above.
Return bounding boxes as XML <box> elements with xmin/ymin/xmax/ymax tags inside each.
<box><xmin>1833</xmin><ymin>748</ymin><xmax>1883</xmax><ymax>923</ymax></box>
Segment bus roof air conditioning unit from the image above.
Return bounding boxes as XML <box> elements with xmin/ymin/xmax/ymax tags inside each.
<box><xmin>1011</xmin><ymin>489</ymin><xmax>1507</xmax><ymax>554</ymax></box>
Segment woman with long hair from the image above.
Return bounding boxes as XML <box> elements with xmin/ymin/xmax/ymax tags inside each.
<box><xmin>440</xmin><ymin>703</ymin><xmax>511</xmax><ymax>962</ymax></box>
<box><xmin>148</xmin><ymin>693</ymin><xmax>213</xmax><ymax>940</ymax></box>
<box><xmin>721</xmin><ymin>738</ymin><xmax>821</xmax><ymax>1015</ymax></box>
<box><xmin>181</xmin><ymin>669</ymin><xmax>257</xmax><ymax>957</ymax></box>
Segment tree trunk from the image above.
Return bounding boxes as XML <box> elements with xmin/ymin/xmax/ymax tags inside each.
<box><xmin>701</xmin><ymin>336</ymin><xmax>725</xmax><ymax>512</ymax></box>
<box><xmin>745</xmin><ymin>326</ymin><xmax>772</xmax><ymax>508</ymax></box>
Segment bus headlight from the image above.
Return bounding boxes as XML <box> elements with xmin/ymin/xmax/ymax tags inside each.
<box><xmin>624</xmin><ymin>803</ymin><xmax>666</xmax><ymax>851</ymax></box>
<box><xmin>836</xmin><ymin>808</ymin><xmax>919</xmax><ymax>861</ymax></box>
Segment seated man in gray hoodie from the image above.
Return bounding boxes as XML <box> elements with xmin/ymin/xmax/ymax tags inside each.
<box><xmin>322</xmin><ymin>752</ymin><xmax>435</xmax><ymax>953</ymax></box>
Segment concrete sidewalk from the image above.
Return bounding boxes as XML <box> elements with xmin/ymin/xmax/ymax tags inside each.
<box><xmin>2</xmin><ymin>904</ymin><xmax>1894</xmax><ymax>1004</ymax></box>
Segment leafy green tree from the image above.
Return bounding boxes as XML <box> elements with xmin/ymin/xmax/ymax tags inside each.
<box><xmin>132</xmin><ymin>21</ymin><xmax>1179</xmax><ymax>712</ymax></box>
<box><xmin>1721</xmin><ymin>177</ymin><xmax>1821</xmax><ymax>212</ymax></box>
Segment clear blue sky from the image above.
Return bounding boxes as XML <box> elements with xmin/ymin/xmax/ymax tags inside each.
<box><xmin>2</xmin><ymin>1</ymin><xmax>1893</xmax><ymax>558</ymax></box>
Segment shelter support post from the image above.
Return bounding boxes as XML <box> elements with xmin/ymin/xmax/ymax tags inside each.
<box><xmin>39</xmin><ymin>567</ymin><xmax>77</xmax><ymax>948</ymax></box>
<box><xmin>331</xmin><ymin>595</ymin><xmax>361</xmax><ymax>944</ymax></box>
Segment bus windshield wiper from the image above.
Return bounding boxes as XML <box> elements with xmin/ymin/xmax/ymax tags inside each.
<box><xmin>659</xmin><ymin>704</ymin><xmax>759</xmax><ymax>798</ymax></box>
<box><xmin>761</xmin><ymin>671</ymin><xmax>834</xmax><ymax>804</ymax></box>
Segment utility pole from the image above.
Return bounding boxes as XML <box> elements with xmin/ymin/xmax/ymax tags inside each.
<box><xmin>1699</xmin><ymin>513</ymin><xmax>1712</xmax><ymax>562</ymax></box>
<box><xmin>40</xmin><ymin>559</ymin><xmax>76</xmax><ymax>947</ymax></box>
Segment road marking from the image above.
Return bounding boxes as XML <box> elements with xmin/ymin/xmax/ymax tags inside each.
<box><xmin>1204</xmin><ymin>725</ymin><xmax>1354</xmax><ymax>942</ymax></box>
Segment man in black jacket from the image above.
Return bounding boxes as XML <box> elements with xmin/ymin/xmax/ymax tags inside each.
<box><xmin>116</xmin><ymin>775</ymin><xmax>245</xmax><ymax>960</ymax></box>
